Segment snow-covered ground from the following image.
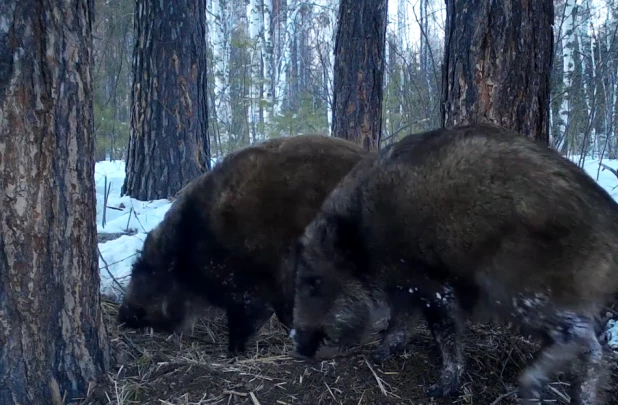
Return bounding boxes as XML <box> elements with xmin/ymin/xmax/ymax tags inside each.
<box><xmin>95</xmin><ymin>161</ymin><xmax>174</xmax><ymax>299</ymax></box>
<box><xmin>95</xmin><ymin>155</ymin><xmax>618</xmax><ymax>348</ymax></box>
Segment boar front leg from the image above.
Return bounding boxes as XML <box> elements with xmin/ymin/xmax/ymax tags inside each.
<box><xmin>226</xmin><ymin>299</ymin><xmax>273</xmax><ymax>355</ymax></box>
<box><xmin>372</xmin><ymin>286</ymin><xmax>420</xmax><ymax>362</ymax></box>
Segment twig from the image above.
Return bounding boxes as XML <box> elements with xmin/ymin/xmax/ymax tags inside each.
<box><xmin>363</xmin><ymin>356</ymin><xmax>389</xmax><ymax>397</ymax></box>
<box><xmin>489</xmin><ymin>389</ymin><xmax>517</xmax><ymax>405</ymax></box>
<box><xmin>125</xmin><ymin>206</ymin><xmax>133</xmax><ymax>232</ymax></box>
<box><xmin>222</xmin><ymin>390</ymin><xmax>247</xmax><ymax>397</ymax></box>
<box><xmin>357</xmin><ymin>389</ymin><xmax>366</xmax><ymax>405</ymax></box>
<box><xmin>324</xmin><ymin>382</ymin><xmax>337</xmax><ymax>402</ymax></box>
<box><xmin>233</xmin><ymin>355</ymin><xmax>292</xmax><ymax>364</ymax></box>
<box><xmin>98</xmin><ymin>252</ymin><xmax>139</xmax><ymax>268</ymax></box>
<box><xmin>548</xmin><ymin>384</ymin><xmax>571</xmax><ymax>403</ymax></box>
<box><xmin>98</xmin><ymin>246</ymin><xmax>126</xmax><ymax>293</ymax></box>
<box><xmin>102</xmin><ymin>175</ymin><xmax>108</xmax><ymax>228</ymax></box>
<box><xmin>129</xmin><ymin>198</ymin><xmax>148</xmax><ymax>233</ymax></box>
<box><xmin>600</xmin><ymin>163</ymin><xmax>618</xmax><ymax>180</ymax></box>
<box><xmin>133</xmin><ymin>207</ymin><xmax>148</xmax><ymax>233</ymax></box>
<box><xmin>249</xmin><ymin>392</ymin><xmax>261</xmax><ymax>405</ymax></box>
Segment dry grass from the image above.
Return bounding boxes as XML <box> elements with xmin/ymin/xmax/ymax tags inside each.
<box><xmin>75</xmin><ymin>299</ymin><xmax>618</xmax><ymax>405</ymax></box>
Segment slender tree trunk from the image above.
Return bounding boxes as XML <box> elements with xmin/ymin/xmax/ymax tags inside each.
<box><xmin>331</xmin><ymin>0</ymin><xmax>388</xmax><ymax>151</ymax></box>
<box><xmin>0</xmin><ymin>0</ymin><xmax>110</xmax><ymax>403</ymax></box>
<box><xmin>122</xmin><ymin>0</ymin><xmax>210</xmax><ymax>200</ymax></box>
<box><xmin>441</xmin><ymin>0</ymin><xmax>554</xmax><ymax>144</ymax></box>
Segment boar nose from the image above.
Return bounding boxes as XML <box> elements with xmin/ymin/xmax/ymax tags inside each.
<box><xmin>291</xmin><ymin>327</ymin><xmax>326</xmax><ymax>359</ymax></box>
<box><xmin>117</xmin><ymin>303</ymin><xmax>147</xmax><ymax>329</ymax></box>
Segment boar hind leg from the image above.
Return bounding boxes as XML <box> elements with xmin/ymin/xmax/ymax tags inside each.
<box><xmin>422</xmin><ymin>294</ymin><xmax>464</xmax><ymax>398</ymax></box>
<box><xmin>226</xmin><ymin>301</ymin><xmax>273</xmax><ymax>355</ymax></box>
<box><xmin>518</xmin><ymin>314</ymin><xmax>602</xmax><ymax>405</ymax></box>
<box><xmin>568</xmin><ymin>338</ymin><xmax>604</xmax><ymax>405</ymax></box>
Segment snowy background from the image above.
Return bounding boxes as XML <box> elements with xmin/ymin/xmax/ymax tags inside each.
<box><xmin>95</xmin><ymin>154</ymin><xmax>618</xmax><ymax>348</ymax></box>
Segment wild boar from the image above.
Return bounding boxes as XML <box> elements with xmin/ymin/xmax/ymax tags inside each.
<box><xmin>117</xmin><ymin>134</ymin><xmax>371</xmax><ymax>355</ymax></box>
<box><xmin>291</xmin><ymin>123</ymin><xmax>618</xmax><ymax>405</ymax></box>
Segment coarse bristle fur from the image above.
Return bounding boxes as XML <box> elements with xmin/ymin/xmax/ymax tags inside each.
<box><xmin>117</xmin><ymin>134</ymin><xmax>372</xmax><ymax>355</ymax></box>
<box><xmin>292</xmin><ymin>123</ymin><xmax>618</xmax><ymax>405</ymax></box>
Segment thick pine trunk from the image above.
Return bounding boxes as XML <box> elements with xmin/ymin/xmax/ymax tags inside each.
<box><xmin>0</xmin><ymin>1</ymin><xmax>110</xmax><ymax>404</ymax></box>
<box><xmin>331</xmin><ymin>0</ymin><xmax>388</xmax><ymax>151</ymax></box>
<box><xmin>122</xmin><ymin>0</ymin><xmax>210</xmax><ymax>200</ymax></box>
<box><xmin>441</xmin><ymin>0</ymin><xmax>554</xmax><ymax>144</ymax></box>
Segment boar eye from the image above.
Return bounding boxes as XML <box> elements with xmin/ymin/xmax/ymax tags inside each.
<box><xmin>302</xmin><ymin>275</ymin><xmax>323</xmax><ymax>296</ymax></box>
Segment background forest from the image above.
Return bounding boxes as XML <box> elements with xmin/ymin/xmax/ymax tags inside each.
<box><xmin>93</xmin><ymin>0</ymin><xmax>618</xmax><ymax>163</ymax></box>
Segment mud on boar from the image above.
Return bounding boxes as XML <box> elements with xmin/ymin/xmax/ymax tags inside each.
<box><xmin>291</xmin><ymin>123</ymin><xmax>618</xmax><ymax>405</ymax></box>
<box><xmin>117</xmin><ymin>134</ymin><xmax>371</xmax><ymax>355</ymax></box>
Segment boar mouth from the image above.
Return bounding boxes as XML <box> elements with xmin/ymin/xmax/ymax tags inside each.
<box><xmin>290</xmin><ymin>327</ymin><xmax>327</xmax><ymax>359</ymax></box>
<box><xmin>117</xmin><ymin>303</ymin><xmax>148</xmax><ymax>329</ymax></box>
<box><xmin>117</xmin><ymin>303</ymin><xmax>180</xmax><ymax>334</ymax></box>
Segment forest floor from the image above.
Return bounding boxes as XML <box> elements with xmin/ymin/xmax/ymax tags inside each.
<box><xmin>80</xmin><ymin>299</ymin><xmax>618</xmax><ymax>405</ymax></box>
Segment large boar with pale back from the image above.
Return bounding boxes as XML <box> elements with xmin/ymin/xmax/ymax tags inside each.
<box><xmin>291</xmin><ymin>124</ymin><xmax>618</xmax><ymax>405</ymax></box>
<box><xmin>116</xmin><ymin>134</ymin><xmax>371</xmax><ymax>355</ymax></box>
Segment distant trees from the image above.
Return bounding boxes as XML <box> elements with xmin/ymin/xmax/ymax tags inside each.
<box><xmin>122</xmin><ymin>0</ymin><xmax>210</xmax><ymax>200</ymax></box>
<box><xmin>0</xmin><ymin>0</ymin><xmax>110</xmax><ymax>403</ymax></box>
<box><xmin>549</xmin><ymin>0</ymin><xmax>618</xmax><ymax>161</ymax></box>
<box><xmin>93</xmin><ymin>0</ymin><xmax>134</xmax><ymax>162</ymax></box>
<box><xmin>90</xmin><ymin>0</ymin><xmax>618</xmax><ymax>162</ymax></box>
<box><xmin>441</xmin><ymin>0</ymin><xmax>554</xmax><ymax>144</ymax></box>
<box><xmin>331</xmin><ymin>0</ymin><xmax>389</xmax><ymax>151</ymax></box>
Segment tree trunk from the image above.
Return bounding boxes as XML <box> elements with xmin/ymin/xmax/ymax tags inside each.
<box><xmin>122</xmin><ymin>0</ymin><xmax>210</xmax><ymax>200</ymax></box>
<box><xmin>0</xmin><ymin>1</ymin><xmax>110</xmax><ymax>404</ymax></box>
<box><xmin>331</xmin><ymin>0</ymin><xmax>388</xmax><ymax>151</ymax></box>
<box><xmin>441</xmin><ymin>0</ymin><xmax>554</xmax><ymax>144</ymax></box>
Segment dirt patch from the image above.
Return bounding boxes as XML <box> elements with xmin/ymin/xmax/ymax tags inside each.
<box><xmin>78</xmin><ymin>301</ymin><xmax>618</xmax><ymax>405</ymax></box>
<box><xmin>98</xmin><ymin>231</ymin><xmax>136</xmax><ymax>244</ymax></box>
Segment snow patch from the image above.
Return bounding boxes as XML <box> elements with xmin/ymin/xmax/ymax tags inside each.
<box><xmin>99</xmin><ymin>233</ymin><xmax>147</xmax><ymax>300</ymax></box>
<box><xmin>95</xmin><ymin>160</ymin><xmax>174</xmax><ymax>300</ymax></box>
<box><xmin>604</xmin><ymin>319</ymin><xmax>618</xmax><ymax>350</ymax></box>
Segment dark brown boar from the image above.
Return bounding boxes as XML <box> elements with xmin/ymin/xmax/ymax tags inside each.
<box><xmin>291</xmin><ymin>124</ymin><xmax>618</xmax><ymax>405</ymax></box>
<box><xmin>116</xmin><ymin>134</ymin><xmax>371</xmax><ymax>355</ymax></box>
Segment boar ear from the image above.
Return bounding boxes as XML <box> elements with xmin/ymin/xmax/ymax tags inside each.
<box><xmin>323</xmin><ymin>213</ymin><xmax>363</xmax><ymax>262</ymax></box>
<box><xmin>294</xmin><ymin>239</ymin><xmax>304</xmax><ymax>258</ymax></box>
<box><xmin>141</xmin><ymin>231</ymin><xmax>159</xmax><ymax>261</ymax></box>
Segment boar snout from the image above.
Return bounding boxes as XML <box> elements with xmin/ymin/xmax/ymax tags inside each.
<box><xmin>117</xmin><ymin>302</ymin><xmax>148</xmax><ymax>329</ymax></box>
<box><xmin>290</xmin><ymin>327</ymin><xmax>326</xmax><ymax>359</ymax></box>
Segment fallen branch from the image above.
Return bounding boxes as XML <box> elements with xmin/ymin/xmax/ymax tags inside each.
<box><xmin>98</xmin><ymin>246</ymin><xmax>126</xmax><ymax>294</ymax></box>
<box><xmin>600</xmin><ymin>163</ymin><xmax>618</xmax><ymax>180</ymax></box>
<box><xmin>489</xmin><ymin>389</ymin><xmax>517</xmax><ymax>405</ymax></box>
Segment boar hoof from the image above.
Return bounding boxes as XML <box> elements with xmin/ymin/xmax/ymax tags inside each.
<box><xmin>371</xmin><ymin>346</ymin><xmax>393</xmax><ymax>362</ymax></box>
<box><xmin>426</xmin><ymin>369</ymin><xmax>460</xmax><ymax>398</ymax></box>
<box><xmin>372</xmin><ymin>329</ymin><xmax>407</xmax><ymax>362</ymax></box>
<box><xmin>426</xmin><ymin>382</ymin><xmax>458</xmax><ymax>398</ymax></box>
<box><xmin>517</xmin><ymin>374</ymin><xmax>543</xmax><ymax>405</ymax></box>
<box><xmin>291</xmin><ymin>351</ymin><xmax>313</xmax><ymax>361</ymax></box>
<box><xmin>226</xmin><ymin>338</ymin><xmax>247</xmax><ymax>358</ymax></box>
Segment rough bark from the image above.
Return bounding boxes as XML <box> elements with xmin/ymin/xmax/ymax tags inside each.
<box><xmin>441</xmin><ymin>0</ymin><xmax>554</xmax><ymax>144</ymax></box>
<box><xmin>0</xmin><ymin>1</ymin><xmax>110</xmax><ymax>404</ymax></box>
<box><xmin>331</xmin><ymin>0</ymin><xmax>388</xmax><ymax>151</ymax></box>
<box><xmin>122</xmin><ymin>0</ymin><xmax>210</xmax><ymax>200</ymax></box>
